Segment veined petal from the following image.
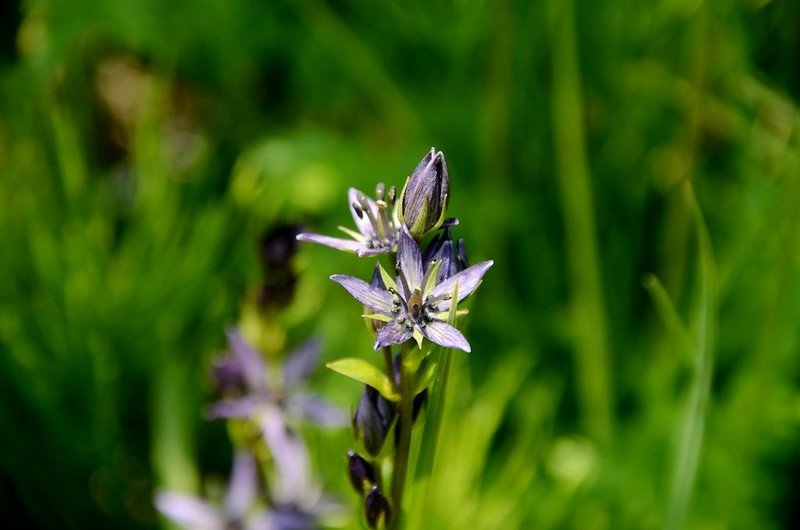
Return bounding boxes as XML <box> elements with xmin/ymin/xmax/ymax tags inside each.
<box><xmin>296</xmin><ymin>232</ymin><xmax>363</xmax><ymax>253</ymax></box>
<box><xmin>155</xmin><ymin>492</ymin><xmax>222</xmax><ymax>529</ymax></box>
<box><xmin>283</xmin><ymin>339</ymin><xmax>320</xmax><ymax>386</ymax></box>
<box><xmin>331</xmin><ymin>275</ymin><xmax>394</xmax><ymax>314</ymax></box>
<box><xmin>431</xmin><ymin>260</ymin><xmax>494</xmax><ymax>307</ymax></box>
<box><xmin>348</xmin><ymin>187</ymin><xmax>376</xmax><ymax>236</ymax></box>
<box><xmin>397</xmin><ymin>227</ymin><xmax>423</xmax><ymax>290</ymax></box>
<box><xmin>420</xmin><ymin>320</ymin><xmax>471</xmax><ymax>353</ymax></box>
<box><xmin>355</xmin><ymin>245</ymin><xmax>395</xmax><ymax>258</ymax></box>
<box><xmin>374</xmin><ymin>319</ymin><xmax>413</xmax><ymax>349</ymax></box>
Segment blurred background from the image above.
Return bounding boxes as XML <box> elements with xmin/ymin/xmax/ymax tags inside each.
<box><xmin>1</xmin><ymin>0</ymin><xmax>800</xmax><ymax>528</ymax></box>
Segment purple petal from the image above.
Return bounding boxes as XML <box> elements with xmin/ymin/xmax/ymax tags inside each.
<box><xmin>431</xmin><ymin>260</ymin><xmax>494</xmax><ymax>308</ymax></box>
<box><xmin>283</xmin><ymin>339</ymin><xmax>320</xmax><ymax>386</ymax></box>
<box><xmin>226</xmin><ymin>328</ymin><xmax>268</xmax><ymax>391</ymax></box>
<box><xmin>420</xmin><ymin>321</ymin><xmax>471</xmax><ymax>353</ymax></box>
<box><xmin>374</xmin><ymin>319</ymin><xmax>413</xmax><ymax>349</ymax></box>
<box><xmin>355</xmin><ymin>245</ymin><xmax>394</xmax><ymax>258</ymax></box>
<box><xmin>330</xmin><ymin>274</ymin><xmax>394</xmax><ymax>314</ymax></box>
<box><xmin>155</xmin><ymin>491</ymin><xmax>222</xmax><ymax>529</ymax></box>
<box><xmin>348</xmin><ymin>187</ymin><xmax>376</xmax><ymax>236</ymax></box>
<box><xmin>259</xmin><ymin>410</ymin><xmax>311</xmax><ymax>504</ymax></box>
<box><xmin>225</xmin><ymin>451</ymin><xmax>258</xmax><ymax>518</ymax></box>
<box><xmin>206</xmin><ymin>396</ymin><xmax>258</xmax><ymax>420</ymax></box>
<box><xmin>397</xmin><ymin>227</ymin><xmax>423</xmax><ymax>291</ymax></box>
<box><xmin>296</xmin><ymin>232</ymin><xmax>363</xmax><ymax>253</ymax></box>
<box><xmin>292</xmin><ymin>395</ymin><xmax>348</xmax><ymax>426</ymax></box>
<box><xmin>267</xmin><ymin>508</ymin><xmax>317</xmax><ymax>530</ymax></box>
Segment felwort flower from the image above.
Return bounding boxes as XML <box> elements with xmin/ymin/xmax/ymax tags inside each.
<box><xmin>297</xmin><ymin>185</ymin><xmax>400</xmax><ymax>256</ymax></box>
<box><xmin>331</xmin><ymin>227</ymin><xmax>492</xmax><ymax>353</ymax></box>
<box><xmin>207</xmin><ymin>329</ymin><xmax>346</xmax><ymax>504</ymax></box>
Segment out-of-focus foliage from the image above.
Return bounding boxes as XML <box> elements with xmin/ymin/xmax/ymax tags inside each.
<box><xmin>1</xmin><ymin>0</ymin><xmax>799</xmax><ymax>528</ymax></box>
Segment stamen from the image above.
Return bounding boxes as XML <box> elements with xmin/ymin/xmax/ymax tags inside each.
<box><xmin>352</xmin><ymin>202</ymin><xmax>364</xmax><ymax>218</ymax></box>
<box><xmin>375</xmin><ymin>183</ymin><xmax>385</xmax><ymax>201</ymax></box>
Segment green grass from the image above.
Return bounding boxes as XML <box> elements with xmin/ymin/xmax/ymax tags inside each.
<box><xmin>2</xmin><ymin>0</ymin><xmax>800</xmax><ymax>528</ymax></box>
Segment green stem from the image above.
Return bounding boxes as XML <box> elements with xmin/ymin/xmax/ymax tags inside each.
<box><xmin>389</xmin><ymin>345</ymin><xmax>414</xmax><ymax>529</ymax></box>
<box><xmin>383</xmin><ymin>346</ymin><xmax>395</xmax><ymax>386</ymax></box>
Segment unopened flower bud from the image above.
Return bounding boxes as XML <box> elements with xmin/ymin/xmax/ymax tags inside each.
<box><xmin>399</xmin><ymin>147</ymin><xmax>450</xmax><ymax>239</ymax></box>
<box><xmin>353</xmin><ymin>386</ymin><xmax>396</xmax><ymax>457</ymax></box>
<box><xmin>422</xmin><ymin>228</ymin><xmax>469</xmax><ymax>283</ymax></box>
<box><xmin>365</xmin><ymin>485</ymin><xmax>391</xmax><ymax>529</ymax></box>
<box><xmin>347</xmin><ymin>451</ymin><xmax>377</xmax><ymax>494</ymax></box>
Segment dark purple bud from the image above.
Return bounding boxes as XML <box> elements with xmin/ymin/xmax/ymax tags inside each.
<box><xmin>365</xmin><ymin>485</ymin><xmax>391</xmax><ymax>529</ymax></box>
<box><xmin>347</xmin><ymin>451</ymin><xmax>377</xmax><ymax>494</ymax></box>
<box><xmin>257</xmin><ymin>223</ymin><xmax>302</xmax><ymax>309</ymax></box>
<box><xmin>422</xmin><ymin>228</ymin><xmax>469</xmax><ymax>283</ymax></box>
<box><xmin>353</xmin><ymin>386</ymin><xmax>396</xmax><ymax>457</ymax></box>
<box><xmin>399</xmin><ymin>147</ymin><xmax>450</xmax><ymax>239</ymax></box>
<box><xmin>258</xmin><ymin>223</ymin><xmax>302</xmax><ymax>270</ymax></box>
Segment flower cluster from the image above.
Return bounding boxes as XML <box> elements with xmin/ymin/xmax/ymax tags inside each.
<box><xmin>155</xmin><ymin>329</ymin><xmax>345</xmax><ymax>530</ymax></box>
<box><xmin>298</xmin><ymin>148</ymin><xmax>492</xmax><ymax>529</ymax></box>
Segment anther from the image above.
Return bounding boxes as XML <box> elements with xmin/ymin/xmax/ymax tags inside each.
<box><xmin>352</xmin><ymin>202</ymin><xmax>364</xmax><ymax>218</ymax></box>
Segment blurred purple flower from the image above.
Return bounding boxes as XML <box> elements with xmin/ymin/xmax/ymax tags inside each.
<box><xmin>331</xmin><ymin>227</ymin><xmax>493</xmax><ymax>353</ymax></box>
<box><xmin>209</xmin><ymin>329</ymin><xmax>346</xmax><ymax>428</ymax></box>
<box><xmin>208</xmin><ymin>329</ymin><xmax>346</xmax><ymax>504</ymax></box>
<box><xmin>155</xmin><ymin>451</ymin><xmax>271</xmax><ymax>530</ymax></box>
<box><xmin>156</xmin><ymin>451</ymin><xmax>339</xmax><ymax>530</ymax></box>
<box><xmin>297</xmin><ymin>185</ymin><xmax>400</xmax><ymax>257</ymax></box>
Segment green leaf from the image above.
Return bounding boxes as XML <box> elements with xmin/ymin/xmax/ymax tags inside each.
<box><xmin>326</xmin><ymin>358</ymin><xmax>399</xmax><ymax>401</ymax></box>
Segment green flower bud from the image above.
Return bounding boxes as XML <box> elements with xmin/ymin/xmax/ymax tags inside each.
<box><xmin>399</xmin><ymin>148</ymin><xmax>450</xmax><ymax>239</ymax></box>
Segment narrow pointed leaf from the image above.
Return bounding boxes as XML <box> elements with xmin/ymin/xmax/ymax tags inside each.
<box><xmin>326</xmin><ymin>358</ymin><xmax>399</xmax><ymax>401</ymax></box>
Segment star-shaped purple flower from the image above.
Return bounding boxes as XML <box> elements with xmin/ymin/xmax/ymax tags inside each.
<box><xmin>331</xmin><ymin>227</ymin><xmax>493</xmax><ymax>353</ymax></box>
<box><xmin>209</xmin><ymin>329</ymin><xmax>346</xmax><ymax>429</ymax></box>
<box><xmin>208</xmin><ymin>329</ymin><xmax>346</xmax><ymax>503</ymax></box>
<box><xmin>296</xmin><ymin>185</ymin><xmax>400</xmax><ymax>257</ymax></box>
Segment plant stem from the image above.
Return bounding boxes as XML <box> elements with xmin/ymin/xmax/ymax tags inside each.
<box><xmin>389</xmin><ymin>346</ymin><xmax>414</xmax><ymax>529</ymax></box>
<box><xmin>383</xmin><ymin>346</ymin><xmax>394</xmax><ymax>386</ymax></box>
